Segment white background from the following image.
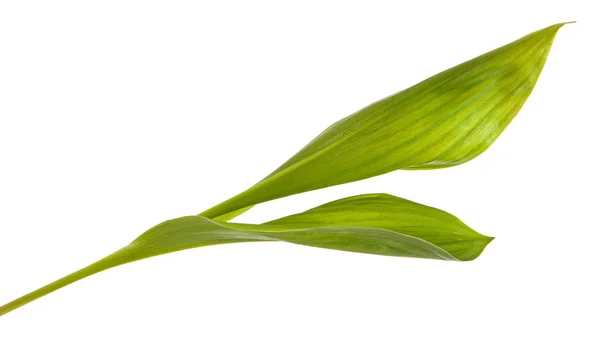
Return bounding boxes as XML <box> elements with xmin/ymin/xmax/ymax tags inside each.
<box><xmin>1</xmin><ymin>1</ymin><xmax>598</xmax><ymax>352</ymax></box>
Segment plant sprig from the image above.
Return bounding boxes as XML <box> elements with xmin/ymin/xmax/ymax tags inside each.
<box><xmin>0</xmin><ymin>23</ymin><xmax>570</xmax><ymax>317</ymax></box>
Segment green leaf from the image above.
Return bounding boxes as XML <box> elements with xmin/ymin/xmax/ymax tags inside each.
<box><xmin>263</xmin><ymin>193</ymin><xmax>492</xmax><ymax>261</ymax></box>
<box><xmin>200</xmin><ymin>23</ymin><xmax>569</xmax><ymax>220</ymax></box>
<box><xmin>0</xmin><ymin>193</ymin><xmax>491</xmax><ymax>316</ymax></box>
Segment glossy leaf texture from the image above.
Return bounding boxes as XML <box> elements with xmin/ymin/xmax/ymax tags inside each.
<box><xmin>0</xmin><ymin>194</ymin><xmax>492</xmax><ymax>316</ymax></box>
<box><xmin>201</xmin><ymin>23</ymin><xmax>569</xmax><ymax>220</ymax></box>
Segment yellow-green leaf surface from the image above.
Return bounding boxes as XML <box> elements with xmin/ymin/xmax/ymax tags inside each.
<box><xmin>0</xmin><ymin>194</ymin><xmax>491</xmax><ymax>316</ymax></box>
<box><xmin>201</xmin><ymin>23</ymin><xmax>569</xmax><ymax>220</ymax></box>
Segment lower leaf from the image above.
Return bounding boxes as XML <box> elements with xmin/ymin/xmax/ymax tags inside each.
<box><xmin>0</xmin><ymin>194</ymin><xmax>492</xmax><ymax>316</ymax></box>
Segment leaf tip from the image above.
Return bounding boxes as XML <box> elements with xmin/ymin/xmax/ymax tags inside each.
<box><xmin>472</xmin><ymin>234</ymin><xmax>495</xmax><ymax>261</ymax></box>
<box><xmin>453</xmin><ymin>234</ymin><xmax>495</xmax><ymax>262</ymax></box>
<box><xmin>483</xmin><ymin>235</ymin><xmax>495</xmax><ymax>246</ymax></box>
<box><xmin>545</xmin><ymin>21</ymin><xmax>575</xmax><ymax>35</ymax></box>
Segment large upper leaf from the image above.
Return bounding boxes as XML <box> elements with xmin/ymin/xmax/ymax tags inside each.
<box><xmin>0</xmin><ymin>193</ymin><xmax>491</xmax><ymax>316</ymax></box>
<box><xmin>201</xmin><ymin>23</ymin><xmax>568</xmax><ymax>220</ymax></box>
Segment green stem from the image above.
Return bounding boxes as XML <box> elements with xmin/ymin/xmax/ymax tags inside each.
<box><xmin>0</xmin><ymin>249</ymin><xmax>128</xmax><ymax>317</ymax></box>
<box><xmin>200</xmin><ymin>194</ymin><xmax>247</xmax><ymax>219</ymax></box>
